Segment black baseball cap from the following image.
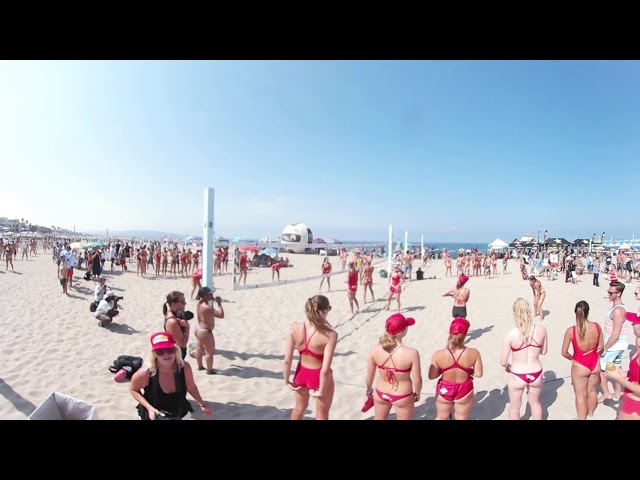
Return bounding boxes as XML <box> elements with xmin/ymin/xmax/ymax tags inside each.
<box><xmin>196</xmin><ymin>286</ymin><xmax>215</xmax><ymax>300</ymax></box>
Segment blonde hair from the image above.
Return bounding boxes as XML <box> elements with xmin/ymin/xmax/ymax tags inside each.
<box><xmin>146</xmin><ymin>345</ymin><xmax>184</xmax><ymax>377</ymax></box>
<box><xmin>574</xmin><ymin>301</ymin><xmax>590</xmax><ymax>341</ymax></box>
<box><xmin>447</xmin><ymin>334</ymin><xmax>465</xmax><ymax>351</ymax></box>
<box><xmin>379</xmin><ymin>332</ymin><xmax>403</xmax><ymax>353</ymax></box>
<box><xmin>305</xmin><ymin>295</ymin><xmax>332</xmax><ymax>336</ymax></box>
<box><xmin>513</xmin><ymin>298</ymin><xmax>532</xmax><ymax>341</ymax></box>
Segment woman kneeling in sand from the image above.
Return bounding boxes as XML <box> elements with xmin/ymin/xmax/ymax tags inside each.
<box><xmin>130</xmin><ymin>332</ymin><xmax>211</xmax><ymax>420</ymax></box>
<box><xmin>501</xmin><ymin>298</ymin><xmax>548</xmax><ymax>420</ymax></box>
<box><xmin>365</xmin><ymin>313</ymin><xmax>422</xmax><ymax>420</ymax></box>
<box><xmin>283</xmin><ymin>295</ymin><xmax>337</xmax><ymax>420</ymax></box>
<box><xmin>429</xmin><ymin>317</ymin><xmax>483</xmax><ymax>420</ymax></box>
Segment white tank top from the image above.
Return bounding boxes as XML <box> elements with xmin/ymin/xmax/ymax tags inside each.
<box><xmin>604</xmin><ymin>303</ymin><xmax>629</xmax><ymax>351</ymax></box>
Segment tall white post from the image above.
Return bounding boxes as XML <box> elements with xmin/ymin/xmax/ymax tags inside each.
<box><xmin>387</xmin><ymin>225</ymin><xmax>393</xmax><ymax>274</ymax></box>
<box><xmin>230</xmin><ymin>243</ymin><xmax>236</xmax><ymax>290</ymax></box>
<box><xmin>421</xmin><ymin>235</ymin><xmax>424</xmax><ymax>258</ymax></box>
<box><xmin>203</xmin><ymin>188</ymin><xmax>215</xmax><ymax>290</ymax></box>
<box><xmin>404</xmin><ymin>231</ymin><xmax>408</xmax><ymax>255</ymax></box>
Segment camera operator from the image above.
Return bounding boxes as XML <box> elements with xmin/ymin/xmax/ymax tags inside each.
<box><xmin>195</xmin><ymin>287</ymin><xmax>225</xmax><ymax>374</ymax></box>
<box><xmin>163</xmin><ymin>291</ymin><xmax>194</xmax><ymax>360</ymax></box>
<box><xmin>95</xmin><ymin>293</ymin><xmax>121</xmax><ymax>327</ymax></box>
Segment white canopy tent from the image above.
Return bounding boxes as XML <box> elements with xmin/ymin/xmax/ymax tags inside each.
<box><xmin>488</xmin><ymin>238</ymin><xmax>509</xmax><ymax>251</ymax></box>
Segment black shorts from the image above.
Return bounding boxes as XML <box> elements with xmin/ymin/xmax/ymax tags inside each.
<box><xmin>452</xmin><ymin>306</ymin><xmax>467</xmax><ymax>318</ymax></box>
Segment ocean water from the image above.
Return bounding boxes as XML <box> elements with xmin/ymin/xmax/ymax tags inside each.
<box><xmin>344</xmin><ymin>241</ymin><xmax>491</xmax><ymax>253</ymax></box>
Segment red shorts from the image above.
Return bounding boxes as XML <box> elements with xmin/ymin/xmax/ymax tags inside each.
<box><xmin>65</xmin><ymin>268</ymin><xmax>73</xmax><ymax>278</ymax></box>
<box><xmin>619</xmin><ymin>394</ymin><xmax>640</xmax><ymax>416</ymax></box>
<box><xmin>436</xmin><ymin>378</ymin><xmax>473</xmax><ymax>402</ymax></box>
<box><xmin>348</xmin><ymin>284</ymin><xmax>357</xmax><ymax>292</ymax></box>
<box><xmin>293</xmin><ymin>363</ymin><xmax>320</xmax><ymax>390</ymax></box>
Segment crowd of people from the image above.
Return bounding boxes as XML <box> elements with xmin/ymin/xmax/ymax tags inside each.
<box><xmin>282</xmin><ymin>278</ymin><xmax>640</xmax><ymax>421</ymax></box>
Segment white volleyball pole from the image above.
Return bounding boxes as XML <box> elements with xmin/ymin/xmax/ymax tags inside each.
<box><xmin>421</xmin><ymin>234</ymin><xmax>424</xmax><ymax>259</ymax></box>
<box><xmin>404</xmin><ymin>231</ymin><xmax>408</xmax><ymax>255</ymax></box>
<box><xmin>203</xmin><ymin>188</ymin><xmax>215</xmax><ymax>290</ymax></box>
<box><xmin>387</xmin><ymin>225</ymin><xmax>393</xmax><ymax>274</ymax></box>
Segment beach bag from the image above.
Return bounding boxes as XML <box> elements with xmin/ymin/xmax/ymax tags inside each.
<box><xmin>108</xmin><ymin>355</ymin><xmax>143</xmax><ymax>379</ymax></box>
<box><xmin>89</xmin><ymin>300</ymin><xmax>99</xmax><ymax>313</ymax></box>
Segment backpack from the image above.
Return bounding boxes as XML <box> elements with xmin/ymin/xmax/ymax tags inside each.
<box><xmin>89</xmin><ymin>301</ymin><xmax>99</xmax><ymax>313</ymax></box>
<box><xmin>109</xmin><ymin>355</ymin><xmax>144</xmax><ymax>379</ymax></box>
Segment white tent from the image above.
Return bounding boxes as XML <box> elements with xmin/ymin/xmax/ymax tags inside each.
<box><xmin>488</xmin><ymin>238</ymin><xmax>509</xmax><ymax>250</ymax></box>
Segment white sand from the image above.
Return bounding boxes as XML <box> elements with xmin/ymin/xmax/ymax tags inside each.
<box><xmin>0</xmin><ymin>251</ymin><xmax>634</xmax><ymax>420</ymax></box>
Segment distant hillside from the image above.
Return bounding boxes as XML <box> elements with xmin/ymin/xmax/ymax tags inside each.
<box><xmin>88</xmin><ymin>230</ymin><xmax>185</xmax><ymax>240</ymax></box>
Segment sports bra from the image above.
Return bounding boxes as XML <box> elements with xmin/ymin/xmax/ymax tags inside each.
<box><xmin>440</xmin><ymin>348</ymin><xmax>474</xmax><ymax>377</ymax></box>
<box><xmin>298</xmin><ymin>324</ymin><xmax>324</xmax><ymax>361</ymax></box>
<box><xmin>511</xmin><ymin>325</ymin><xmax>543</xmax><ymax>352</ymax></box>
<box><xmin>377</xmin><ymin>346</ymin><xmax>411</xmax><ymax>383</ymax></box>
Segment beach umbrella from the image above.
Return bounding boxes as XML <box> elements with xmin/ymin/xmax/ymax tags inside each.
<box><xmin>83</xmin><ymin>241</ymin><xmax>107</xmax><ymax>249</ymax></box>
<box><xmin>70</xmin><ymin>242</ymin><xmax>84</xmax><ymax>250</ymax></box>
<box><xmin>238</xmin><ymin>245</ymin><xmax>258</xmax><ymax>253</ymax></box>
<box><xmin>259</xmin><ymin>247</ymin><xmax>279</xmax><ymax>255</ymax></box>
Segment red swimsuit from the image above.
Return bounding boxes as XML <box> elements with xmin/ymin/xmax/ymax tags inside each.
<box><xmin>293</xmin><ymin>325</ymin><xmax>324</xmax><ymax>390</ymax></box>
<box><xmin>436</xmin><ymin>348</ymin><xmax>474</xmax><ymax>401</ymax></box>
<box><xmin>571</xmin><ymin>324</ymin><xmax>601</xmax><ymax>372</ymax></box>
<box><xmin>620</xmin><ymin>353</ymin><xmax>640</xmax><ymax>416</ymax></box>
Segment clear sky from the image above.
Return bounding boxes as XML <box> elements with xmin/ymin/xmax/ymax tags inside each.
<box><xmin>1</xmin><ymin>60</ymin><xmax>638</xmax><ymax>242</ymax></box>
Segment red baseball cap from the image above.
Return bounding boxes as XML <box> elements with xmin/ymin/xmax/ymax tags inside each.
<box><xmin>450</xmin><ymin>317</ymin><xmax>470</xmax><ymax>335</ymax></box>
<box><xmin>625</xmin><ymin>312</ymin><xmax>640</xmax><ymax>324</ymax></box>
<box><xmin>150</xmin><ymin>332</ymin><xmax>176</xmax><ymax>351</ymax></box>
<box><xmin>458</xmin><ymin>275</ymin><xmax>469</xmax><ymax>286</ymax></box>
<box><xmin>385</xmin><ymin>313</ymin><xmax>416</xmax><ymax>335</ymax></box>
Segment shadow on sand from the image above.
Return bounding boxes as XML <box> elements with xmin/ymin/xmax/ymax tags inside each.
<box><xmin>0</xmin><ymin>378</ymin><xmax>37</xmax><ymax>418</ymax></box>
<box><xmin>218</xmin><ymin>365</ymin><xmax>282</xmax><ymax>380</ymax></box>
<box><xmin>402</xmin><ymin>305</ymin><xmax>426</xmax><ymax>313</ymax></box>
<box><xmin>190</xmin><ymin>400</ymin><xmax>290</xmax><ymax>420</ymax></box>
<box><xmin>104</xmin><ymin>323</ymin><xmax>140</xmax><ymax>335</ymax></box>
<box><xmin>466</xmin><ymin>325</ymin><xmax>494</xmax><ymax>343</ymax></box>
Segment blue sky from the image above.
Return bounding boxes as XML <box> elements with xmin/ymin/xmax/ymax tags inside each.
<box><xmin>1</xmin><ymin>60</ymin><xmax>638</xmax><ymax>242</ymax></box>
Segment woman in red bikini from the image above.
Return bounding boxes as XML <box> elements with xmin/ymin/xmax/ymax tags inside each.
<box><xmin>346</xmin><ymin>262</ymin><xmax>360</xmax><ymax>314</ymax></box>
<box><xmin>429</xmin><ymin>317</ymin><xmax>483</xmax><ymax>420</ymax></box>
<box><xmin>319</xmin><ymin>257</ymin><xmax>332</xmax><ymax>292</ymax></box>
<box><xmin>561</xmin><ymin>300</ymin><xmax>603</xmax><ymax>419</ymax></box>
<box><xmin>362</xmin><ymin>260</ymin><xmax>375</xmax><ymax>303</ymax></box>
<box><xmin>365</xmin><ymin>313</ymin><xmax>422</xmax><ymax>420</ymax></box>
<box><xmin>385</xmin><ymin>263</ymin><xmax>403</xmax><ymax>312</ymax></box>
<box><xmin>501</xmin><ymin>298</ymin><xmax>548</xmax><ymax>420</ymax></box>
<box><xmin>604</xmin><ymin>315</ymin><xmax>640</xmax><ymax>420</ymax></box>
<box><xmin>283</xmin><ymin>295</ymin><xmax>338</xmax><ymax>420</ymax></box>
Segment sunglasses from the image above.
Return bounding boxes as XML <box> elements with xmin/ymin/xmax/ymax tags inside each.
<box><xmin>155</xmin><ymin>348</ymin><xmax>176</xmax><ymax>355</ymax></box>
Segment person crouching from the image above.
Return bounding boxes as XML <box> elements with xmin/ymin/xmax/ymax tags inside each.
<box><xmin>95</xmin><ymin>293</ymin><xmax>120</xmax><ymax>327</ymax></box>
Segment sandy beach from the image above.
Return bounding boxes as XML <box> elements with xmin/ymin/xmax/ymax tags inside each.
<box><xmin>1</xmin><ymin>251</ymin><xmax>634</xmax><ymax>420</ymax></box>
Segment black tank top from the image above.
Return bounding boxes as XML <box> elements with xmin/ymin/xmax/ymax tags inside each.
<box><xmin>139</xmin><ymin>367</ymin><xmax>192</xmax><ymax>419</ymax></box>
